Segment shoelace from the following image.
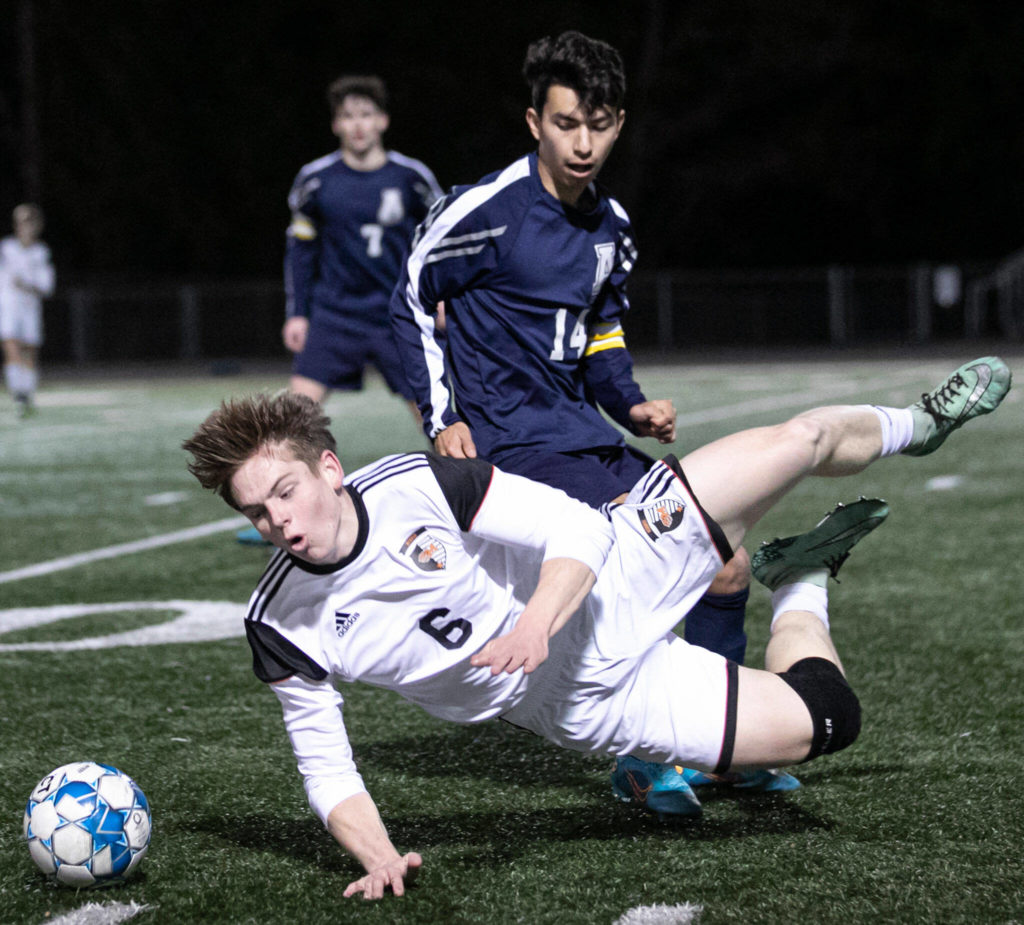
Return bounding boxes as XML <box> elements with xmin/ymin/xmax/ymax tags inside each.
<box><xmin>919</xmin><ymin>371</ymin><xmax>967</xmax><ymax>423</ymax></box>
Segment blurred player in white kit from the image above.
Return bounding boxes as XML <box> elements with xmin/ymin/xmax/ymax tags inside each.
<box><xmin>1</xmin><ymin>203</ymin><xmax>55</xmax><ymax>417</ymax></box>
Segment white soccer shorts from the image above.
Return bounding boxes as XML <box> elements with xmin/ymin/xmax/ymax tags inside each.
<box><xmin>505</xmin><ymin>457</ymin><xmax>739</xmax><ymax>773</ymax></box>
<box><xmin>0</xmin><ymin>300</ymin><xmax>43</xmax><ymax>345</ymax></box>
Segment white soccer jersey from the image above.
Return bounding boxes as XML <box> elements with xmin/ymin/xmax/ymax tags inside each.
<box><xmin>247</xmin><ymin>453</ymin><xmax>736</xmax><ymax>825</ymax></box>
<box><xmin>246</xmin><ymin>453</ymin><xmax>614</xmax><ymax>822</ymax></box>
<box><xmin>0</xmin><ymin>236</ymin><xmax>55</xmax><ymax>344</ymax></box>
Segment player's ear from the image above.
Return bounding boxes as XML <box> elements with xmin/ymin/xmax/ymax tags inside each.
<box><xmin>378</xmin><ymin>111</ymin><xmax>390</xmax><ymax>134</ymax></box>
<box><xmin>526</xmin><ymin>107</ymin><xmax>542</xmax><ymax>142</ymax></box>
<box><xmin>319</xmin><ymin>450</ymin><xmax>345</xmax><ymax>490</ymax></box>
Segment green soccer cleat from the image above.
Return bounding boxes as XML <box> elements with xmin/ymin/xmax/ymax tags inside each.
<box><xmin>903</xmin><ymin>356</ymin><xmax>1012</xmax><ymax>457</ymax></box>
<box><xmin>751</xmin><ymin>497</ymin><xmax>889</xmax><ymax>591</ymax></box>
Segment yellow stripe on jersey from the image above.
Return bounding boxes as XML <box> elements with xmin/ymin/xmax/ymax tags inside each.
<box><xmin>288</xmin><ymin>214</ymin><xmax>317</xmax><ymax>241</ymax></box>
<box><xmin>584</xmin><ymin>323</ymin><xmax>627</xmax><ymax>356</ymax></box>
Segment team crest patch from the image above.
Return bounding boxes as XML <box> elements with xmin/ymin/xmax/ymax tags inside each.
<box><xmin>400</xmin><ymin>527</ymin><xmax>447</xmax><ymax>571</ymax></box>
<box><xmin>335</xmin><ymin>611</ymin><xmax>361</xmax><ymax>638</ymax></box>
<box><xmin>638</xmin><ymin>499</ymin><xmax>685</xmax><ymax>540</ymax></box>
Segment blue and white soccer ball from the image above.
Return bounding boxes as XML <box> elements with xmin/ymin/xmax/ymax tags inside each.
<box><xmin>23</xmin><ymin>761</ymin><xmax>152</xmax><ymax>888</ymax></box>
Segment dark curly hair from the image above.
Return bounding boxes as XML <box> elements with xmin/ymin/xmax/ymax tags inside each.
<box><xmin>183</xmin><ymin>392</ymin><xmax>337</xmax><ymax>509</ymax></box>
<box><xmin>523</xmin><ymin>31</ymin><xmax>626</xmax><ymax>115</ymax></box>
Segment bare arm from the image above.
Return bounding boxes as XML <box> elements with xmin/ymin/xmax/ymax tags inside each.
<box><xmin>268</xmin><ymin>676</ymin><xmax>417</xmax><ymax>899</ymax></box>
<box><xmin>329</xmin><ymin>792</ymin><xmax>422</xmax><ymax>899</ymax></box>
<box><xmin>470</xmin><ymin>557</ymin><xmax>596</xmax><ymax>675</ymax></box>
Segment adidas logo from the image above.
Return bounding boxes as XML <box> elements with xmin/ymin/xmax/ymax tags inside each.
<box><xmin>335</xmin><ymin>611</ymin><xmax>361</xmax><ymax>638</ymax></box>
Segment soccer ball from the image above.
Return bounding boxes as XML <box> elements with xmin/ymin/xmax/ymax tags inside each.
<box><xmin>23</xmin><ymin>761</ymin><xmax>152</xmax><ymax>888</ymax></box>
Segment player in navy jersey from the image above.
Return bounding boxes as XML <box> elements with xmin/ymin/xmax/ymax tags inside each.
<box><xmin>183</xmin><ymin>358</ymin><xmax>1010</xmax><ymax>898</ymax></box>
<box><xmin>236</xmin><ymin>76</ymin><xmax>442</xmax><ymax>546</ymax></box>
<box><xmin>284</xmin><ymin>74</ymin><xmax>441</xmax><ymax>406</ymax></box>
<box><xmin>389</xmin><ymin>31</ymin><xmax>773</xmax><ymax>812</ymax></box>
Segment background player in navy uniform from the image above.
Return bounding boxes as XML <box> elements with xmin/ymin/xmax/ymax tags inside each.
<box><xmin>183</xmin><ymin>356</ymin><xmax>1010</xmax><ymax>899</ymax></box>
<box><xmin>235</xmin><ymin>75</ymin><xmax>442</xmax><ymax>546</ymax></box>
<box><xmin>284</xmin><ymin>74</ymin><xmax>441</xmax><ymax>407</ymax></box>
<box><xmin>389</xmin><ymin>31</ymin><xmax>777</xmax><ymax>813</ymax></box>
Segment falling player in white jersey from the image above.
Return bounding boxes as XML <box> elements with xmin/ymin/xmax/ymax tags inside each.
<box><xmin>184</xmin><ymin>356</ymin><xmax>1010</xmax><ymax>900</ymax></box>
<box><xmin>0</xmin><ymin>204</ymin><xmax>55</xmax><ymax>417</ymax></box>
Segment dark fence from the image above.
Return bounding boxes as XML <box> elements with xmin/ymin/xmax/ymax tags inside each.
<box><xmin>40</xmin><ymin>257</ymin><xmax>1020</xmax><ymax>364</ymax></box>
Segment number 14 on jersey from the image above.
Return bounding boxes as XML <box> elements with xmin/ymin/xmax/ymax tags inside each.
<box><xmin>549</xmin><ymin>308</ymin><xmax>590</xmax><ymax>361</ymax></box>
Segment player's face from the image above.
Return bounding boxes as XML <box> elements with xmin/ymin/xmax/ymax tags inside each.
<box><xmin>231</xmin><ymin>443</ymin><xmax>356</xmax><ymax>565</ymax></box>
<box><xmin>527</xmin><ymin>84</ymin><xmax>624</xmax><ymax>206</ymax></box>
<box><xmin>13</xmin><ymin>210</ymin><xmax>42</xmax><ymax>245</ymax></box>
<box><xmin>332</xmin><ymin>94</ymin><xmax>389</xmax><ymax>158</ymax></box>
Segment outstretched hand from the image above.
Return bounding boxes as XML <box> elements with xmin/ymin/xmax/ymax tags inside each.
<box><xmin>471</xmin><ymin>626</ymin><xmax>549</xmax><ymax>675</ymax></box>
<box><xmin>343</xmin><ymin>852</ymin><xmax>423</xmax><ymax>900</ymax></box>
<box><xmin>629</xmin><ymin>399</ymin><xmax>677</xmax><ymax>444</ymax></box>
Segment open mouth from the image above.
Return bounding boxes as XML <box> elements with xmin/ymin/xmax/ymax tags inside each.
<box><xmin>567</xmin><ymin>162</ymin><xmax>594</xmax><ymax>176</ymax></box>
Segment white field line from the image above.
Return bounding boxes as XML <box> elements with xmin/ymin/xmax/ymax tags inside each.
<box><xmin>673</xmin><ymin>367</ymin><xmax>931</xmax><ymax>428</ymax></box>
<box><xmin>0</xmin><ymin>516</ymin><xmax>246</xmax><ymax>585</ymax></box>
<box><xmin>44</xmin><ymin>901</ymin><xmax>152</xmax><ymax>925</ymax></box>
<box><xmin>614</xmin><ymin>902</ymin><xmax>703</xmax><ymax>925</ymax></box>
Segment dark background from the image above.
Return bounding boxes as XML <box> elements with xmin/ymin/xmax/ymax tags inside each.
<box><xmin>3</xmin><ymin>0</ymin><xmax>1023</xmax><ymax>282</ymax></box>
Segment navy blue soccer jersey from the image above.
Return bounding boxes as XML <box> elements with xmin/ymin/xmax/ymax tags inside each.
<box><xmin>390</xmin><ymin>152</ymin><xmax>647</xmax><ymax>459</ymax></box>
<box><xmin>286</xmin><ymin>150</ymin><xmax>441</xmax><ymax>323</ymax></box>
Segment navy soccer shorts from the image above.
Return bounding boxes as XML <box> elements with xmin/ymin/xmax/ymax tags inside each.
<box><xmin>490</xmin><ymin>443</ymin><xmax>655</xmax><ymax>509</ymax></box>
<box><xmin>294</xmin><ymin>308</ymin><xmax>416</xmax><ymax>400</ymax></box>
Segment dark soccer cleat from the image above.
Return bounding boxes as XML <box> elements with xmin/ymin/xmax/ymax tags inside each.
<box><xmin>751</xmin><ymin>497</ymin><xmax>889</xmax><ymax>591</ymax></box>
<box><xmin>903</xmin><ymin>356</ymin><xmax>1011</xmax><ymax>457</ymax></box>
<box><xmin>610</xmin><ymin>756</ymin><xmax>702</xmax><ymax>820</ymax></box>
<box><xmin>14</xmin><ymin>392</ymin><xmax>35</xmax><ymax>419</ymax></box>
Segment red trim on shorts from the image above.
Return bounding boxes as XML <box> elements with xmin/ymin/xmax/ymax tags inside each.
<box><xmin>467</xmin><ymin>464</ymin><xmax>497</xmax><ymax>531</ymax></box>
<box><xmin>713</xmin><ymin>659</ymin><xmax>739</xmax><ymax>774</ymax></box>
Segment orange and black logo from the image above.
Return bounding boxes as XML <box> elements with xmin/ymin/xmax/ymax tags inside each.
<box><xmin>400</xmin><ymin>527</ymin><xmax>447</xmax><ymax>571</ymax></box>
<box><xmin>638</xmin><ymin>499</ymin><xmax>685</xmax><ymax>541</ymax></box>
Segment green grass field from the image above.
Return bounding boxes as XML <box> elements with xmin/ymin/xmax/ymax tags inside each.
<box><xmin>1</xmin><ymin>352</ymin><xmax>1022</xmax><ymax>924</ymax></box>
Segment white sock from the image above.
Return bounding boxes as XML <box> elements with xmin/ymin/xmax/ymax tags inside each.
<box><xmin>770</xmin><ymin>582</ymin><xmax>830</xmax><ymax>631</ymax></box>
<box><xmin>23</xmin><ymin>366</ymin><xmax>38</xmax><ymax>397</ymax></box>
<box><xmin>7</xmin><ymin>363</ymin><xmax>27</xmax><ymax>395</ymax></box>
<box><xmin>864</xmin><ymin>404</ymin><xmax>915</xmax><ymax>456</ymax></box>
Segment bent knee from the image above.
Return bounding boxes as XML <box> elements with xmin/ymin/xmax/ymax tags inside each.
<box><xmin>778</xmin><ymin>657</ymin><xmax>861</xmax><ymax>760</ymax></box>
<box><xmin>778</xmin><ymin>413</ymin><xmax>829</xmax><ymax>461</ymax></box>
